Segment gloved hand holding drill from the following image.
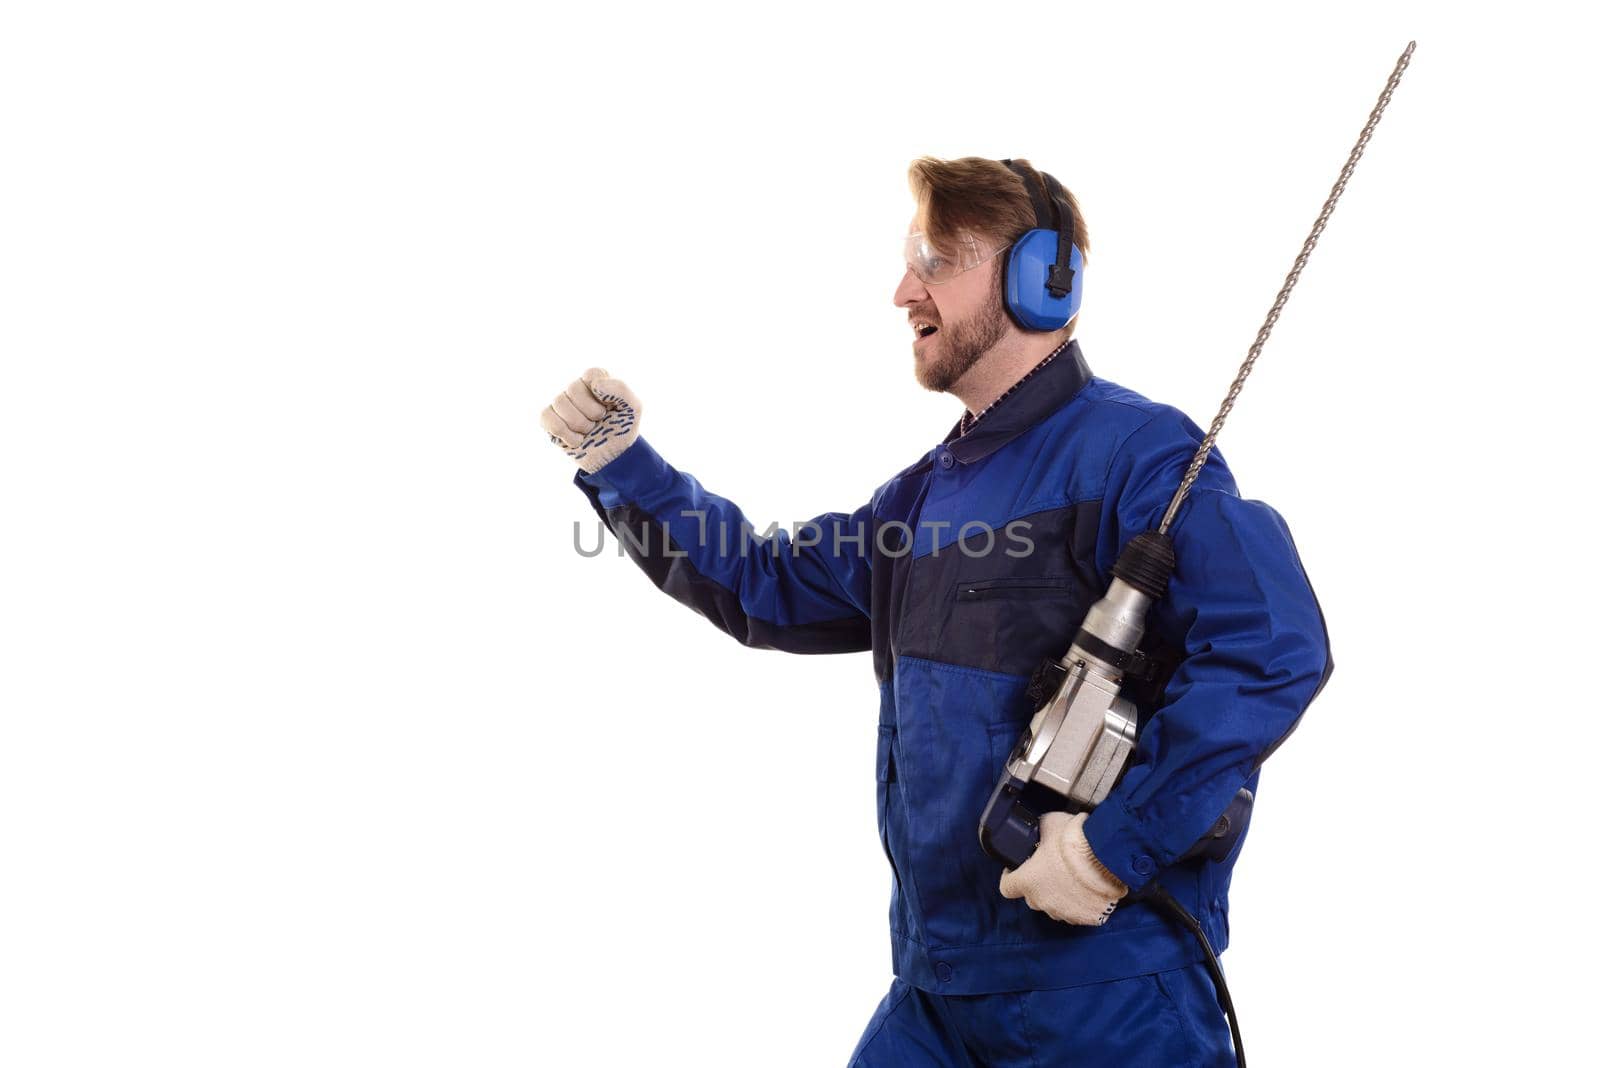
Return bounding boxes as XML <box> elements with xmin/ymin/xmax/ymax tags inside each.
<box><xmin>539</xmin><ymin>367</ymin><xmax>642</xmax><ymax>473</ymax></box>
<box><xmin>1000</xmin><ymin>812</ymin><xmax>1129</xmax><ymax>926</ymax></box>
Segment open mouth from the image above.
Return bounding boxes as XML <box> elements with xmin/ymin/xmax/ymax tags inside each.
<box><xmin>912</xmin><ymin>321</ymin><xmax>939</xmax><ymax>342</ymax></box>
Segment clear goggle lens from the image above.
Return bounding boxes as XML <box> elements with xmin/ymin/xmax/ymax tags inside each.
<box><xmin>904</xmin><ymin>231</ymin><xmax>1006</xmax><ymax>285</ymax></box>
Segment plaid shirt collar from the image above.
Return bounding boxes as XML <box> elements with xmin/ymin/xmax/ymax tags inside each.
<box><xmin>955</xmin><ymin>338</ymin><xmax>1075</xmax><ymax>439</ymax></box>
<box><xmin>939</xmin><ymin>338</ymin><xmax>1094</xmax><ymax>466</ymax></box>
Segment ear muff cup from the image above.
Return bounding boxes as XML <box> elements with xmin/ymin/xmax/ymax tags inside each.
<box><xmin>1003</xmin><ymin>229</ymin><xmax>1085</xmax><ymax>332</ymax></box>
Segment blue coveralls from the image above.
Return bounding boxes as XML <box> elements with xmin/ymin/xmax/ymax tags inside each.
<box><xmin>574</xmin><ymin>341</ymin><xmax>1333</xmax><ymax>1066</ymax></box>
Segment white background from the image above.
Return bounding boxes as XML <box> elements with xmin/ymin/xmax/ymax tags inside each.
<box><xmin>3</xmin><ymin>2</ymin><xmax>1596</xmax><ymax>1065</ymax></box>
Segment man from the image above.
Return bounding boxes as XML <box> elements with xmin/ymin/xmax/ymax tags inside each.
<box><xmin>541</xmin><ymin>156</ymin><xmax>1332</xmax><ymax>1067</ymax></box>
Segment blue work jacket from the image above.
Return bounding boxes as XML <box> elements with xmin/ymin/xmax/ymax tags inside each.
<box><xmin>573</xmin><ymin>340</ymin><xmax>1333</xmax><ymax>995</ymax></box>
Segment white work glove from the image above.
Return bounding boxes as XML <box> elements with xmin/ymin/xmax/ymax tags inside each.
<box><xmin>998</xmin><ymin>811</ymin><xmax>1130</xmax><ymax>926</ymax></box>
<box><xmin>539</xmin><ymin>367</ymin><xmax>643</xmax><ymax>474</ymax></box>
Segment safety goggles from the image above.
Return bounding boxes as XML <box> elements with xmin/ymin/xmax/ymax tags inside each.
<box><xmin>903</xmin><ymin>230</ymin><xmax>1008</xmax><ymax>285</ymax></box>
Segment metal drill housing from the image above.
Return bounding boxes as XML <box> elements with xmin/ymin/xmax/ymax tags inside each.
<box><xmin>1006</xmin><ymin>578</ymin><xmax>1150</xmax><ymax>807</ymax></box>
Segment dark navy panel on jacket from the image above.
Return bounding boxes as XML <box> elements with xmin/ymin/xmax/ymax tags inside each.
<box><xmin>574</xmin><ymin>340</ymin><xmax>1333</xmax><ymax>995</ymax></box>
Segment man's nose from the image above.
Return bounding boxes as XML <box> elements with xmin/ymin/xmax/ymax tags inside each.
<box><xmin>894</xmin><ymin>267</ymin><xmax>928</xmax><ymax>308</ymax></box>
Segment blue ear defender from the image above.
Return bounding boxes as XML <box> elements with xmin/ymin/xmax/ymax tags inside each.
<box><xmin>999</xmin><ymin>159</ymin><xmax>1085</xmax><ymax>332</ymax></box>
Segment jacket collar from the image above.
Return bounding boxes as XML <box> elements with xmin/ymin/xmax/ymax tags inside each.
<box><xmin>942</xmin><ymin>339</ymin><xmax>1093</xmax><ymax>464</ymax></box>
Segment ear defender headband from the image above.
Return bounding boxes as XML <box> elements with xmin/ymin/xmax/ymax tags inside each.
<box><xmin>999</xmin><ymin>159</ymin><xmax>1085</xmax><ymax>332</ymax></box>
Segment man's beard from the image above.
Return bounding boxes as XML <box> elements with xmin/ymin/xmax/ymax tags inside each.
<box><xmin>914</xmin><ymin>279</ymin><xmax>1010</xmax><ymax>393</ymax></box>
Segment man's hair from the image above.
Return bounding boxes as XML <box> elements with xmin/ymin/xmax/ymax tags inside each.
<box><xmin>907</xmin><ymin>156</ymin><xmax>1091</xmax><ymax>338</ymax></box>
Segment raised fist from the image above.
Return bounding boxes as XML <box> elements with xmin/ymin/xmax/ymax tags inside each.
<box><xmin>539</xmin><ymin>368</ymin><xmax>643</xmax><ymax>474</ymax></box>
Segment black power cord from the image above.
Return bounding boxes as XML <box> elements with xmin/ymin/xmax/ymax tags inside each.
<box><xmin>1138</xmin><ymin>881</ymin><xmax>1245</xmax><ymax>1068</ymax></box>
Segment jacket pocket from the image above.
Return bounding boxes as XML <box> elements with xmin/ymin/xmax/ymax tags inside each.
<box><xmin>875</xmin><ymin>725</ymin><xmax>903</xmax><ymax>892</ymax></box>
<box><xmin>945</xmin><ymin>575</ymin><xmax>1088</xmax><ymax>677</ymax></box>
<box><xmin>955</xmin><ymin>576</ymin><xmax>1076</xmax><ymax>601</ymax></box>
<box><xmin>876</xmin><ymin>724</ymin><xmax>897</xmax><ymax>862</ymax></box>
